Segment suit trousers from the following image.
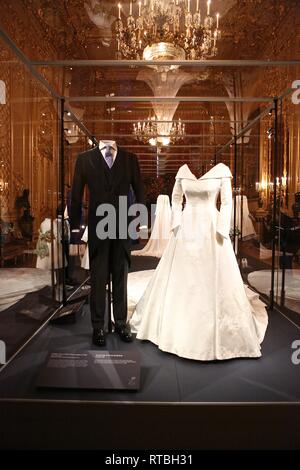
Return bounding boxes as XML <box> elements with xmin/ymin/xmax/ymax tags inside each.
<box><xmin>90</xmin><ymin>239</ymin><xmax>128</xmax><ymax>329</ymax></box>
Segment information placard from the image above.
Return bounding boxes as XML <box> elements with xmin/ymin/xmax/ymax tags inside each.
<box><xmin>36</xmin><ymin>350</ymin><xmax>140</xmax><ymax>390</ymax></box>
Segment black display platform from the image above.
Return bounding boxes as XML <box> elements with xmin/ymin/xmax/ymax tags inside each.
<box><xmin>0</xmin><ymin>299</ymin><xmax>299</xmax><ymax>450</ymax></box>
<box><xmin>37</xmin><ymin>350</ymin><xmax>140</xmax><ymax>390</ymax></box>
<box><xmin>0</xmin><ymin>256</ymin><xmax>299</xmax><ymax>449</ymax></box>
<box><xmin>0</xmin><ymin>301</ymin><xmax>299</xmax><ymax>402</ymax></box>
<box><xmin>0</xmin><ymin>286</ymin><xmax>59</xmax><ymax>361</ymax></box>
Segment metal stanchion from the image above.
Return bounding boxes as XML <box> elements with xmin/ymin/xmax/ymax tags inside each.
<box><xmin>270</xmin><ymin>97</ymin><xmax>278</xmax><ymax>310</ymax></box>
<box><xmin>233</xmin><ymin>135</ymin><xmax>238</xmax><ymax>254</ymax></box>
<box><xmin>60</xmin><ymin>98</ymin><xmax>67</xmax><ymax>306</ymax></box>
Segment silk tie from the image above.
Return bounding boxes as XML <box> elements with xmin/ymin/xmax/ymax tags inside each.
<box><xmin>104</xmin><ymin>147</ymin><xmax>114</xmax><ymax>169</ymax></box>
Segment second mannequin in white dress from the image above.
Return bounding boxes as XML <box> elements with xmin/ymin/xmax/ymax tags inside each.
<box><xmin>231</xmin><ymin>194</ymin><xmax>256</xmax><ymax>239</ymax></box>
<box><xmin>132</xmin><ymin>194</ymin><xmax>171</xmax><ymax>258</ymax></box>
<box><xmin>130</xmin><ymin>163</ymin><xmax>268</xmax><ymax>361</ymax></box>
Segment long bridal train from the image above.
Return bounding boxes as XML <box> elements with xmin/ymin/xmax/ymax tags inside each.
<box><xmin>132</xmin><ymin>194</ymin><xmax>171</xmax><ymax>258</ymax></box>
<box><xmin>130</xmin><ymin>163</ymin><xmax>268</xmax><ymax>361</ymax></box>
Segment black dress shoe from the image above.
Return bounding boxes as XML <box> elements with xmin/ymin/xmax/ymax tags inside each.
<box><xmin>115</xmin><ymin>324</ymin><xmax>134</xmax><ymax>343</ymax></box>
<box><xmin>92</xmin><ymin>328</ymin><xmax>106</xmax><ymax>347</ymax></box>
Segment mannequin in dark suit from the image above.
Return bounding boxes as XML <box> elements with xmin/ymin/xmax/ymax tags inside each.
<box><xmin>70</xmin><ymin>141</ymin><xmax>145</xmax><ymax>346</ymax></box>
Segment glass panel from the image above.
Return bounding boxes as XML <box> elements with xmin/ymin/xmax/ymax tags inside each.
<box><xmin>0</xmin><ymin>37</ymin><xmax>61</xmax><ymax>363</ymax></box>
<box><xmin>231</xmin><ymin>76</ymin><xmax>300</xmax><ymax>317</ymax></box>
<box><xmin>235</xmin><ymin>111</ymin><xmax>277</xmax><ymax>307</ymax></box>
<box><xmin>274</xmin><ymin>93</ymin><xmax>300</xmax><ymax>316</ymax></box>
<box><xmin>63</xmin><ymin>126</ymin><xmax>90</xmax><ymax>288</ymax></box>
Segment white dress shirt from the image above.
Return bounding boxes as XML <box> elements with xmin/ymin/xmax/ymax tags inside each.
<box><xmin>98</xmin><ymin>140</ymin><xmax>147</xmax><ymax>230</ymax></box>
<box><xmin>99</xmin><ymin>140</ymin><xmax>117</xmax><ymax>166</ymax></box>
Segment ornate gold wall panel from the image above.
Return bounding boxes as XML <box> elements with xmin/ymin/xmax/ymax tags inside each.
<box><xmin>0</xmin><ymin>46</ymin><xmax>60</xmax><ymax>238</ymax></box>
<box><xmin>0</xmin><ymin>46</ymin><xmax>11</xmax><ymax>221</ymax></box>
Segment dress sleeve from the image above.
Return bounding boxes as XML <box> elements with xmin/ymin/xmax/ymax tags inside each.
<box><xmin>170</xmin><ymin>178</ymin><xmax>184</xmax><ymax>232</ymax></box>
<box><xmin>217</xmin><ymin>176</ymin><xmax>232</xmax><ymax>239</ymax></box>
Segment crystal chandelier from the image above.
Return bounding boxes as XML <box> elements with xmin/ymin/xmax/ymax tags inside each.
<box><xmin>133</xmin><ymin>117</ymin><xmax>185</xmax><ymax>146</ymax></box>
<box><xmin>115</xmin><ymin>0</ymin><xmax>221</xmax><ymax>61</ymax></box>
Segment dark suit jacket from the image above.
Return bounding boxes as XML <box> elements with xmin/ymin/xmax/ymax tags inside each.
<box><xmin>70</xmin><ymin>146</ymin><xmax>145</xmax><ymax>261</ymax></box>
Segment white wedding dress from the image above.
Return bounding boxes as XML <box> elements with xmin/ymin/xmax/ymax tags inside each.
<box><xmin>231</xmin><ymin>194</ymin><xmax>256</xmax><ymax>239</ymax></box>
<box><xmin>132</xmin><ymin>194</ymin><xmax>171</xmax><ymax>258</ymax></box>
<box><xmin>130</xmin><ymin>163</ymin><xmax>268</xmax><ymax>361</ymax></box>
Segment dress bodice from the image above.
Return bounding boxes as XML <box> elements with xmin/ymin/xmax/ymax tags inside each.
<box><xmin>182</xmin><ymin>178</ymin><xmax>221</xmax><ymax>208</ymax></box>
<box><xmin>171</xmin><ymin>163</ymin><xmax>233</xmax><ymax>240</ymax></box>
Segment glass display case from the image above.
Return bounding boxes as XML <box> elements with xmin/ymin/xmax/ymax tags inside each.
<box><xmin>219</xmin><ymin>89</ymin><xmax>300</xmax><ymax>319</ymax></box>
<box><xmin>1</xmin><ymin>31</ymin><xmax>299</xmax><ymax>367</ymax></box>
<box><xmin>0</xmin><ymin>1</ymin><xmax>299</xmax><ymax>450</ymax></box>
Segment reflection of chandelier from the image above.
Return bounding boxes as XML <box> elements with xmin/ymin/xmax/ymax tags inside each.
<box><xmin>133</xmin><ymin>117</ymin><xmax>185</xmax><ymax>146</ymax></box>
<box><xmin>115</xmin><ymin>0</ymin><xmax>221</xmax><ymax>61</ymax></box>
